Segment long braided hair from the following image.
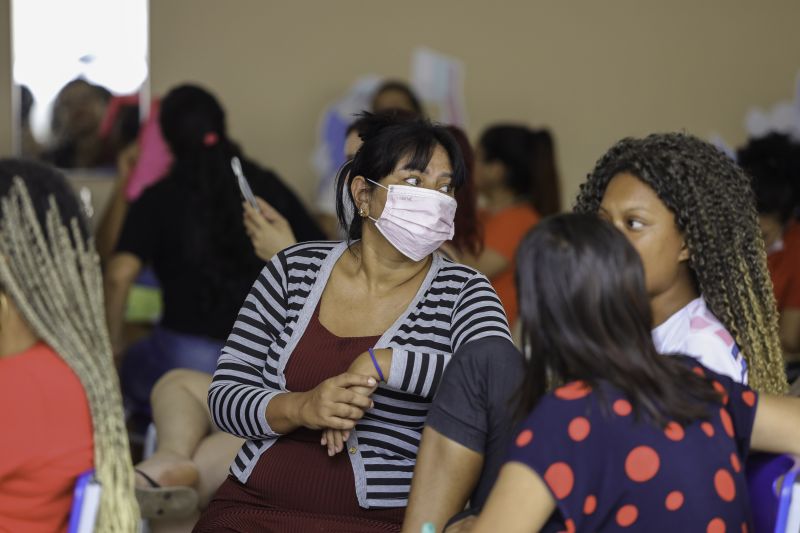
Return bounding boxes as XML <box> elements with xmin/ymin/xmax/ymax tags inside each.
<box><xmin>574</xmin><ymin>133</ymin><xmax>787</xmax><ymax>394</ymax></box>
<box><xmin>0</xmin><ymin>159</ymin><xmax>138</xmax><ymax>531</ymax></box>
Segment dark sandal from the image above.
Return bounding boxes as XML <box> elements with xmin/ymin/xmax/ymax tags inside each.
<box><xmin>135</xmin><ymin>468</ymin><xmax>199</xmax><ymax>519</ymax></box>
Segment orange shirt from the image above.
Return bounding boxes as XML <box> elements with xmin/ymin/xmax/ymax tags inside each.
<box><xmin>768</xmin><ymin>221</ymin><xmax>800</xmax><ymax>312</ymax></box>
<box><xmin>0</xmin><ymin>343</ymin><xmax>93</xmax><ymax>533</ymax></box>
<box><xmin>482</xmin><ymin>203</ymin><xmax>540</xmax><ymax>325</ymax></box>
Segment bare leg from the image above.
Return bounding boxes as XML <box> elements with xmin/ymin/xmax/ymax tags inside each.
<box><xmin>193</xmin><ymin>431</ymin><xmax>244</xmax><ymax>507</ymax></box>
<box><xmin>135</xmin><ymin>369</ymin><xmax>214</xmax><ymax>487</ymax></box>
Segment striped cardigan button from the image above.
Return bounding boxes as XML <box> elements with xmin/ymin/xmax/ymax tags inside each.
<box><xmin>349</xmin><ymin>446</ymin><xmax>357</xmax><ymax>455</ymax></box>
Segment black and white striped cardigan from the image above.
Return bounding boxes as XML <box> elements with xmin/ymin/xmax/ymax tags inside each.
<box><xmin>208</xmin><ymin>241</ymin><xmax>511</xmax><ymax>508</ymax></box>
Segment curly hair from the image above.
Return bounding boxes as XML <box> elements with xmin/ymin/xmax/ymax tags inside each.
<box><xmin>574</xmin><ymin>132</ymin><xmax>787</xmax><ymax>394</ymax></box>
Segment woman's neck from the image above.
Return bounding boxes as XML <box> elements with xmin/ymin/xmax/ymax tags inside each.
<box><xmin>0</xmin><ymin>312</ymin><xmax>39</xmax><ymax>359</ymax></box>
<box><xmin>349</xmin><ymin>226</ymin><xmax>432</xmax><ymax>294</ymax></box>
<box><xmin>650</xmin><ymin>272</ymin><xmax>699</xmax><ymax>328</ymax></box>
<box><xmin>482</xmin><ymin>186</ymin><xmax>520</xmax><ymax>213</ymax></box>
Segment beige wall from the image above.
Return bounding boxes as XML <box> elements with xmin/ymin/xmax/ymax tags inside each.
<box><xmin>155</xmin><ymin>1</ymin><xmax>800</xmax><ymax>207</ymax></box>
<box><xmin>0</xmin><ymin>0</ymin><xmax>11</xmax><ymax>157</ymax></box>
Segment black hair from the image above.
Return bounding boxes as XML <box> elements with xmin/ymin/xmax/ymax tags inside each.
<box><xmin>335</xmin><ymin>112</ymin><xmax>466</xmax><ymax>242</ymax></box>
<box><xmin>19</xmin><ymin>85</ymin><xmax>34</xmax><ymax>124</ymax></box>
<box><xmin>478</xmin><ymin>125</ymin><xmax>561</xmax><ymax>216</ymax></box>
<box><xmin>371</xmin><ymin>80</ymin><xmax>424</xmax><ymax>115</ymax></box>
<box><xmin>515</xmin><ymin>213</ymin><xmax>721</xmax><ymax>426</ymax></box>
<box><xmin>158</xmin><ymin>84</ymin><xmax>261</xmax><ymax>313</ymax></box>
<box><xmin>737</xmin><ymin>133</ymin><xmax>800</xmax><ymax>223</ymax></box>
<box><xmin>0</xmin><ymin>158</ymin><xmax>88</xmax><ymax>240</ymax></box>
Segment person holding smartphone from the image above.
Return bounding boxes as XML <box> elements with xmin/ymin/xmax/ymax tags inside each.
<box><xmin>105</xmin><ymin>84</ymin><xmax>325</xmax><ymax>421</ymax></box>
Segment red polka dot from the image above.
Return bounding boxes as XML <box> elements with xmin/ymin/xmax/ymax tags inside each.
<box><xmin>701</xmin><ymin>422</ymin><xmax>715</xmax><ymax>437</ymax></box>
<box><xmin>741</xmin><ymin>522</ymin><xmax>748</xmax><ymax>533</ymax></box>
<box><xmin>544</xmin><ymin>462</ymin><xmax>574</xmax><ymax>500</ymax></box>
<box><xmin>665</xmin><ymin>490</ymin><xmax>684</xmax><ymax>511</ymax></box>
<box><xmin>616</xmin><ymin>504</ymin><xmax>639</xmax><ymax>527</ymax></box>
<box><xmin>693</xmin><ymin>366</ymin><xmax>705</xmax><ymax>377</ymax></box>
<box><xmin>625</xmin><ymin>446</ymin><xmax>660</xmax><ymax>482</ymax></box>
<box><xmin>742</xmin><ymin>390</ymin><xmax>756</xmax><ymax>407</ymax></box>
<box><xmin>730</xmin><ymin>453</ymin><xmax>741</xmax><ymax>473</ymax></box>
<box><xmin>613</xmin><ymin>399</ymin><xmax>632</xmax><ymax>416</ymax></box>
<box><xmin>714</xmin><ymin>469</ymin><xmax>736</xmax><ymax>502</ymax></box>
<box><xmin>719</xmin><ymin>408</ymin><xmax>734</xmax><ymax>438</ymax></box>
<box><xmin>562</xmin><ymin>519</ymin><xmax>575</xmax><ymax>533</ymax></box>
<box><xmin>713</xmin><ymin>381</ymin><xmax>729</xmax><ymax>404</ymax></box>
<box><xmin>664</xmin><ymin>421</ymin><xmax>685</xmax><ymax>441</ymax></box>
<box><xmin>554</xmin><ymin>381</ymin><xmax>592</xmax><ymax>400</ymax></box>
<box><xmin>568</xmin><ymin>417</ymin><xmax>591</xmax><ymax>442</ymax></box>
<box><xmin>516</xmin><ymin>429</ymin><xmax>533</xmax><ymax>447</ymax></box>
<box><xmin>707</xmin><ymin>517</ymin><xmax>726</xmax><ymax>533</ymax></box>
<box><xmin>583</xmin><ymin>494</ymin><xmax>597</xmax><ymax>515</ymax></box>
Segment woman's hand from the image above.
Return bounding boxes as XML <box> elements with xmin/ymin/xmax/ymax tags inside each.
<box><xmin>243</xmin><ymin>197</ymin><xmax>297</xmax><ymax>261</ymax></box>
<box><xmin>297</xmin><ymin>372</ymin><xmax>376</xmax><ymax>431</ymax></box>
<box><xmin>321</xmin><ymin>350</ymin><xmax>390</xmax><ymax>456</ymax></box>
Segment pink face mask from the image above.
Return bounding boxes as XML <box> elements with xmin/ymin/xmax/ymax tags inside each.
<box><xmin>367</xmin><ymin>180</ymin><xmax>457</xmax><ymax>262</ymax></box>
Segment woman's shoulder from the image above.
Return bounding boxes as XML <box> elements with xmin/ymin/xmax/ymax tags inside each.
<box><xmin>436</xmin><ymin>253</ymin><xmax>491</xmax><ymax>283</ymax></box>
<box><xmin>274</xmin><ymin>240</ymin><xmax>342</xmax><ymax>271</ymax></box>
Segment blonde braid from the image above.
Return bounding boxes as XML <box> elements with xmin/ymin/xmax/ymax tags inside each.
<box><xmin>0</xmin><ymin>178</ymin><xmax>139</xmax><ymax>531</ymax></box>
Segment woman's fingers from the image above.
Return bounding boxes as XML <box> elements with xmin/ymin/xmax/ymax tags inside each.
<box><xmin>255</xmin><ymin>196</ymin><xmax>285</xmax><ymax>223</ymax></box>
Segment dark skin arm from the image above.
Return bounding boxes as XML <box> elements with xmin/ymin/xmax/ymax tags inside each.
<box><xmin>402</xmin><ymin>426</ymin><xmax>484</xmax><ymax>533</ymax></box>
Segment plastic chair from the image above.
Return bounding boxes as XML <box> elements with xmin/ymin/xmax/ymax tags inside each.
<box><xmin>67</xmin><ymin>470</ymin><xmax>102</xmax><ymax>533</ymax></box>
<box><xmin>746</xmin><ymin>453</ymin><xmax>800</xmax><ymax>533</ymax></box>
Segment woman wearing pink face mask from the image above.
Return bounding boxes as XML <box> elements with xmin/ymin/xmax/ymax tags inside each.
<box><xmin>194</xmin><ymin>113</ymin><xmax>510</xmax><ymax>532</ymax></box>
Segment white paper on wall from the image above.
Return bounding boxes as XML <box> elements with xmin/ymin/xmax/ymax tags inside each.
<box><xmin>411</xmin><ymin>47</ymin><xmax>468</xmax><ymax>128</ymax></box>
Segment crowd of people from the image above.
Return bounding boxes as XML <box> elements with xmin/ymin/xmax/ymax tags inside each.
<box><xmin>1</xmin><ymin>77</ymin><xmax>800</xmax><ymax>533</ymax></box>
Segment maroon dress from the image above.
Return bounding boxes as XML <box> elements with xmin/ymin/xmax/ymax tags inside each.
<box><xmin>194</xmin><ymin>305</ymin><xmax>405</xmax><ymax>532</ymax></box>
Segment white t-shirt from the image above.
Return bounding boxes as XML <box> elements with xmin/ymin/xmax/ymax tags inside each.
<box><xmin>651</xmin><ymin>297</ymin><xmax>748</xmax><ymax>384</ymax></box>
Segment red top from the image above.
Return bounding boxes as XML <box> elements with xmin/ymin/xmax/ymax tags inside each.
<box><xmin>768</xmin><ymin>221</ymin><xmax>800</xmax><ymax>311</ymax></box>
<box><xmin>481</xmin><ymin>203</ymin><xmax>540</xmax><ymax>325</ymax></box>
<box><xmin>0</xmin><ymin>343</ymin><xmax>93</xmax><ymax>533</ymax></box>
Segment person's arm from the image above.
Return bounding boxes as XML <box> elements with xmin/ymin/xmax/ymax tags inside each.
<box><xmin>96</xmin><ymin>141</ymin><xmax>138</xmax><ymax>263</ymax></box>
<box><xmin>402</xmin><ymin>427</ymin><xmax>484</xmax><ymax>533</ymax></box>
<box><xmin>750</xmin><ymin>394</ymin><xmax>800</xmax><ymax>456</ymax></box>
<box><xmin>104</xmin><ymin>252</ymin><xmax>142</xmax><ymax>359</ymax></box>
<box><xmin>383</xmin><ymin>273</ymin><xmax>510</xmax><ymax>399</ymax></box>
<box><xmin>470</xmin><ymin>462</ymin><xmax>555</xmax><ymax>533</ymax></box>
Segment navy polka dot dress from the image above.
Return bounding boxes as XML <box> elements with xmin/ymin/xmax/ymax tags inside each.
<box><xmin>507</xmin><ymin>363</ymin><xmax>758</xmax><ymax>532</ymax></box>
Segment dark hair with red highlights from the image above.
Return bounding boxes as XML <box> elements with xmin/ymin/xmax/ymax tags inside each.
<box><xmin>446</xmin><ymin>125</ymin><xmax>483</xmax><ymax>256</ymax></box>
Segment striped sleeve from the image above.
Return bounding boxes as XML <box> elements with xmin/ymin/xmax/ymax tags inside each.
<box><xmin>208</xmin><ymin>253</ymin><xmax>289</xmax><ymax>439</ymax></box>
<box><xmin>386</xmin><ymin>273</ymin><xmax>510</xmax><ymax>399</ymax></box>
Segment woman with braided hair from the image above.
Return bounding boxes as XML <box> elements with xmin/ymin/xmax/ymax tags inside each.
<box><xmin>0</xmin><ymin>159</ymin><xmax>138</xmax><ymax>531</ymax></box>
<box><xmin>575</xmin><ymin>132</ymin><xmax>787</xmax><ymax>394</ymax></box>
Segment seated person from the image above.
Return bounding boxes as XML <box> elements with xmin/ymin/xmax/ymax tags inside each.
<box><xmin>193</xmin><ymin>113</ymin><xmax>510</xmax><ymax>532</ymax></box>
<box><xmin>471</xmin><ymin>214</ymin><xmax>800</xmax><ymax>532</ymax></box>
<box><xmin>404</xmin><ymin>133</ymin><xmax>788</xmax><ymax>532</ymax></box>
<box><xmin>457</xmin><ymin>126</ymin><xmax>561</xmax><ymax>326</ymax></box>
<box><xmin>737</xmin><ymin>133</ymin><xmax>800</xmax><ymax>380</ymax></box>
<box><xmin>105</xmin><ymin>84</ymin><xmax>324</xmax><ymax>416</ymax></box>
<box><xmin>0</xmin><ymin>159</ymin><xmax>137</xmax><ymax>531</ymax></box>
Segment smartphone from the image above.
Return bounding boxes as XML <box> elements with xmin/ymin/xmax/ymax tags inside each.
<box><xmin>231</xmin><ymin>156</ymin><xmax>261</xmax><ymax>213</ymax></box>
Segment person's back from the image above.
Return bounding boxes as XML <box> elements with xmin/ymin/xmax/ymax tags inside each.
<box><xmin>0</xmin><ymin>158</ymin><xmax>138</xmax><ymax>532</ymax></box>
<box><xmin>116</xmin><ymin>156</ymin><xmax>317</xmax><ymax>340</ymax></box>
<box><xmin>510</xmin><ymin>367</ymin><xmax>752</xmax><ymax>532</ymax></box>
<box><xmin>0</xmin><ymin>344</ymin><xmax>93</xmax><ymax>532</ymax></box>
